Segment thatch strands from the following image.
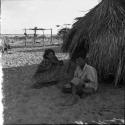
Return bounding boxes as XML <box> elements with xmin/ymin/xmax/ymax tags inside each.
<box><xmin>62</xmin><ymin>0</ymin><xmax>125</xmax><ymax>85</ymax></box>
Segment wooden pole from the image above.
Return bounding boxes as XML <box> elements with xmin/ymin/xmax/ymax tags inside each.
<box><xmin>34</xmin><ymin>31</ymin><xmax>35</xmax><ymax>44</ymax></box>
<box><xmin>25</xmin><ymin>36</ymin><xmax>26</xmax><ymax>46</ymax></box>
<box><xmin>25</xmin><ymin>35</ymin><xmax>27</xmax><ymax>46</ymax></box>
<box><xmin>34</xmin><ymin>29</ymin><xmax>36</xmax><ymax>44</ymax></box>
<box><xmin>24</xmin><ymin>29</ymin><xmax>27</xmax><ymax>46</ymax></box>
<box><xmin>50</xmin><ymin>28</ymin><xmax>52</xmax><ymax>45</ymax></box>
<box><xmin>43</xmin><ymin>30</ymin><xmax>44</xmax><ymax>46</ymax></box>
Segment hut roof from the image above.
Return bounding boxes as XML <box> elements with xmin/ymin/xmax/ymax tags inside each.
<box><xmin>62</xmin><ymin>0</ymin><xmax>125</xmax><ymax>84</ymax></box>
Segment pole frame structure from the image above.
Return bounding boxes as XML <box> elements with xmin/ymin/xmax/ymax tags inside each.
<box><xmin>25</xmin><ymin>27</ymin><xmax>52</xmax><ymax>45</ymax></box>
<box><xmin>23</xmin><ymin>28</ymin><xmax>27</xmax><ymax>46</ymax></box>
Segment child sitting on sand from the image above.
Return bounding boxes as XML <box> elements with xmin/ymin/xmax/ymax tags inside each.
<box><xmin>32</xmin><ymin>49</ymin><xmax>64</xmax><ymax>88</ymax></box>
<box><xmin>62</xmin><ymin>56</ymin><xmax>98</xmax><ymax>105</ymax></box>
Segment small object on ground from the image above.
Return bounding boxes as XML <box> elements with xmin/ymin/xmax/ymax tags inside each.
<box><xmin>62</xmin><ymin>83</ymin><xmax>72</xmax><ymax>93</ymax></box>
<box><xmin>79</xmin><ymin>93</ymin><xmax>89</xmax><ymax>99</ymax></box>
<box><xmin>31</xmin><ymin>83</ymin><xmax>42</xmax><ymax>89</ymax></box>
<box><xmin>65</xmin><ymin>83</ymin><xmax>72</xmax><ymax>88</ymax></box>
<box><xmin>31</xmin><ymin>81</ymin><xmax>58</xmax><ymax>89</ymax></box>
<box><xmin>62</xmin><ymin>87</ymin><xmax>72</xmax><ymax>93</ymax></box>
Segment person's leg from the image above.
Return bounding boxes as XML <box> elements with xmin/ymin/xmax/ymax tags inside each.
<box><xmin>61</xmin><ymin>84</ymin><xmax>79</xmax><ymax>106</ymax></box>
<box><xmin>82</xmin><ymin>87</ymin><xmax>95</xmax><ymax>95</ymax></box>
<box><xmin>76</xmin><ymin>84</ymin><xmax>84</xmax><ymax>98</ymax></box>
<box><xmin>69</xmin><ymin>84</ymin><xmax>79</xmax><ymax>104</ymax></box>
<box><xmin>72</xmin><ymin>84</ymin><xmax>77</xmax><ymax>97</ymax></box>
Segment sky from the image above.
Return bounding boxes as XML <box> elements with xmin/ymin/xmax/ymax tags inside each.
<box><xmin>1</xmin><ymin>0</ymin><xmax>99</xmax><ymax>34</ymax></box>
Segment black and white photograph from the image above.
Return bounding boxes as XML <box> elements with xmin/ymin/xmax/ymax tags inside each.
<box><xmin>0</xmin><ymin>0</ymin><xmax>125</xmax><ymax>124</ymax></box>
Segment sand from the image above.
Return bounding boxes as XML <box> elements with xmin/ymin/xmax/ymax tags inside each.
<box><xmin>2</xmin><ymin>65</ymin><xmax>124</xmax><ymax>124</ymax></box>
<box><xmin>2</xmin><ymin>46</ymin><xmax>124</xmax><ymax>124</ymax></box>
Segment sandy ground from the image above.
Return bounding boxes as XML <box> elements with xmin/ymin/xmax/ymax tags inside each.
<box><xmin>2</xmin><ymin>64</ymin><xmax>124</xmax><ymax>124</ymax></box>
<box><xmin>2</xmin><ymin>46</ymin><xmax>69</xmax><ymax>68</ymax></box>
<box><xmin>2</xmin><ymin>46</ymin><xmax>125</xmax><ymax>124</ymax></box>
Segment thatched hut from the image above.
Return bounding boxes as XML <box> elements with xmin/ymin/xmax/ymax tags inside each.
<box><xmin>62</xmin><ymin>0</ymin><xmax>125</xmax><ymax>85</ymax></box>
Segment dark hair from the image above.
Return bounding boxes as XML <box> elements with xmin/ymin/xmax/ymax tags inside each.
<box><xmin>43</xmin><ymin>49</ymin><xmax>55</xmax><ymax>59</ymax></box>
<box><xmin>71</xmin><ymin>52</ymin><xmax>85</xmax><ymax>63</ymax></box>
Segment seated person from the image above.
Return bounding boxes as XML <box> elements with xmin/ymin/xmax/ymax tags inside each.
<box><xmin>63</xmin><ymin>56</ymin><xmax>98</xmax><ymax>99</ymax></box>
<box><xmin>32</xmin><ymin>49</ymin><xmax>63</xmax><ymax>88</ymax></box>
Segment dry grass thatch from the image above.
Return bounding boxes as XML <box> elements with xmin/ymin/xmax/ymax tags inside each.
<box><xmin>62</xmin><ymin>0</ymin><xmax>125</xmax><ymax>85</ymax></box>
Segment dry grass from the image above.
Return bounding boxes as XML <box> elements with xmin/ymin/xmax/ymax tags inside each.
<box><xmin>62</xmin><ymin>0</ymin><xmax>125</xmax><ymax>84</ymax></box>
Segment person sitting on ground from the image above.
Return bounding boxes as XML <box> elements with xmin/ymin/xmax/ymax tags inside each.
<box><xmin>32</xmin><ymin>48</ymin><xmax>64</xmax><ymax>88</ymax></box>
<box><xmin>62</xmin><ymin>56</ymin><xmax>98</xmax><ymax>105</ymax></box>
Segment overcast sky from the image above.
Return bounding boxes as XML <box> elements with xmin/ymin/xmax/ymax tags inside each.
<box><xmin>1</xmin><ymin>0</ymin><xmax>99</xmax><ymax>34</ymax></box>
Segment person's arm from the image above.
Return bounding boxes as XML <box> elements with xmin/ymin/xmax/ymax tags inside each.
<box><xmin>50</xmin><ymin>56</ymin><xmax>60</xmax><ymax>64</ymax></box>
<box><xmin>74</xmin><ymin>66</ymin><xmax>79</xmax><ymax>77</ymax></box>
<box><xmin>82</xmin><ymin>71</ymin><xmax>95</xmax><ymax>88</ymax></box>
<box><xmin>85</xmin><ymin>68</ymin><xmax>98</xmax><ymax>90</ymax></box>
<box><xmin>66</xmin><ymin>60</ymin><xmax>72</xmax><ymax>73</ymax></box>
<box><xmin>35</xmin><ymin>59</ymin><xmax>52</xmax><ymax>75</ymax></box>
<box><xmin>80</xmin><ymin>74</ymin><xmax>91</xmax><ymax>88</ymax></box>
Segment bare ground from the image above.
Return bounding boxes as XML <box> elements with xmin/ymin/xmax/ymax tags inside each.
<box><xmin>2</xmin><ymin>64</ymin><xmax>125</xmax><ymax>124</ymax></box>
